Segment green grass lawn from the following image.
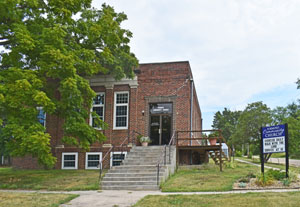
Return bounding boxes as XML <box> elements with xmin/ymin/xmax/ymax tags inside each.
<box><xmin>160</xmin><ymin>161</ymin><xmax>259</xmax><ymax>192</ymax></box>
<box><xmin>0</xmin><ymin>192</ymin><xmax>78</xmax><ymax>207</ymax></box>
<box><xmin>134</xmin><ymin>192</ymin><xmax>300</xmax><ymax>207</ymax></box>
<box><xmin>0</xmin><ymin>167</ymin><xmax>104</xmax><ymax>191</ymax></box>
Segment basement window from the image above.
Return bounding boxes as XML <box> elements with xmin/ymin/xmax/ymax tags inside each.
<box><xmin>62</xmin><ymin>152</ymin><xmax>78</xmax><ymax>169</ymax></box>
<box><xmin>85</xmin><ymin>152</ymin><xmax>102</xmax><ymax>169</ymax></box>
<box><xmin>110</xmin><ymin>152</ymin><xmax>127</xmax><ymax>167</ymax></box>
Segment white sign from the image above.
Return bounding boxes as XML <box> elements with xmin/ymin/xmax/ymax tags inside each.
<box><xmin>263</xmin><ymin>137</ymin><xmax>285</xmax><ymax>153</ymax></box>
<box><xmin>262</xmin><ymin>125</ymin><xmax>286</xmax><ymax>154</ymax></box>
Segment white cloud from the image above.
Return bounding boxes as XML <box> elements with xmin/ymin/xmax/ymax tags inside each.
<box><xmin>94</xmin><ymin>0</ymin><xmax>300</xmax><ymax>127</ymax></box>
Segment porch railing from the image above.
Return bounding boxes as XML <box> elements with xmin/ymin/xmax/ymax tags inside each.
<box><xmin>175</xmin><ymin>129</ymin><xmax>232</xmax><ymax>171</ymax></box>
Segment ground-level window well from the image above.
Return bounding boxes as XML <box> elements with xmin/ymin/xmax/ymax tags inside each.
<box><xmin>110</xmin><ymin>152</ymin><xmax>127</xmax><ymax>167</ymax></box>
<box><xmin>62</xmin><ymin>152</ymin><xmax>78</xmax><ymax>169</ymax></box>
<box><xmin>85</xmin><ymin>152</ymin><xmax>102</xmax><ymax>169</ymax></box>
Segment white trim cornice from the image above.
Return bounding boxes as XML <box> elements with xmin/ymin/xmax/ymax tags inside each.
<box><xmin>88</xmin><ymin>75</ymin><xmax>138</xmax><ymax>88</ymax></box>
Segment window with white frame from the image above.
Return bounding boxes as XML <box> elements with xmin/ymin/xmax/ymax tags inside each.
<box><xmin>90</xmin><ymin>93</ymin><xmax>105</xmax><ymax>129</ymax></box>
<box><xmin>110</xmin><ymin>151</ymin><xmax>127</xmax><ymax>167</ymax></box>
<box><xmin>37</xmin><ymin>107</ymin><xmax>46</xmax><ymax>127</ymax></box>
<box><xmin>62</xmin><ymin>152</ymin><xmax>78</xmax><ymax>169</ymax></box>
<box><xmin>114</xmin><ymin>92</ymin><xmax>129</xmax><ymax>129</ymax></box>
<box><xmin>85</xmin><ymin>152</ymin><xmax>102</xmax><ymax>169</ymax></box>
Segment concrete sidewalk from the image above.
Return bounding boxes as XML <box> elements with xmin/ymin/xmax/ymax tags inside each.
<box><xmin>2</xmin><ymin>188</ymin><xmax>300</xmax><ymax>207</ymax></box>
<box><xmin>252</xmin><ymin>156</ymin><xmax>300</xmax><ymax>167</ymax></box>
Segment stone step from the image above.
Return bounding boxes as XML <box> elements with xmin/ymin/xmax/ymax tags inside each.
<box><xmin>131</xmin><ymin>148</ymin><xmax>165</xmax><ymax>151</ymax></box>
<box><xmin>133</xmin><ymin>146</ymin><xmax>167</xmax><ymax>149</ymax></box>
<box><xmin>105</xmin><ymin>172</ymin><xmax>165</xmax><ymax>177</ymax></box>
<box><xmin>122</xmin><ymin>161</ymin><xmax>167</xmax><ymax>165</ymax></box>
<box><xmin>123</xmin><ymin>158</ymin><xmax>165</xmax><ymax>162</ymax></box>
<box><xmin>101</xmin><ymin>185</ymin><xmax>159</xmax><ymax>191</ymax></box>
<box><xmin>102</xmin><ymin>181</ymin><xmax>157</xmax><ymax>186</ymax></box>
<box><xmin>112</xmin><ymin>165</ymin><xmax>167</xmax><ymax>170</ymax></box>
<box><xmin>124</xmin><ymin>157</ymin><xmax>162</xmax><ymax>161</ymax></box>
<box><xmin>109</xmin><ymin>169</ymin><xmax>165</xmax><ymax>174</ymax></box>
<box><xmin>125</xmin><ymin>155</ymin><xmax>162</xmax><ymax>160</ymax></box>
<box><xmin>101</xmin><ymin>145</ymin><xmax>176</xmax><ymax>191</ymax></box>
<box><xmin>103</xmin><ymin>176</ymin><xmax>161</xmax><ymax>181</ymax></box>
<box><xmin>129</xmin><ymin>152</ymin><xmax>165</xmax><ymax>155</ymax></box>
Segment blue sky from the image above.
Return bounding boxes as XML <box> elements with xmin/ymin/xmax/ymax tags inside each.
<box><xmin>94</xmin><ymin>0</ymin><xmax>300</xmax><ymax>129</ymax></box>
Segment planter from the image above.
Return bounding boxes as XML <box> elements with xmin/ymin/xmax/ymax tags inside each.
<box><xmin>142</xmin><ymin>142</ymin><xmax>148</xmax><ymax>147</ymax></box>
<box><xmin>209</xmin><ymin>138</ymin><xmax>217</xmax><ymax>145</ymax></box>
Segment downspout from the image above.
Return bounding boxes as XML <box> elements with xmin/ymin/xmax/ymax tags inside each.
<box><xmin>190</xmin><ymin>78</ymin><xmax>194</xmax><ymax>142</ymax></box>
<box><xmin>190</xmin><ymin>78</ymin><xmax>194</xmax><ymax>164</ymax></box>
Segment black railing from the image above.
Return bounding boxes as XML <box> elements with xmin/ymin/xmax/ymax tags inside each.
<box><xmin>99</xmin><ymin>137</ymin><xmax>128</xmax><ymax>181</ymax></box>
<box><xmin>98</xmin><ymin>130</ymin><xmax>143</xmax><ymax>182</ymax></box>
<box><xmin>156</xmin><ymin>130</ymin><xmax>176</xmax><ymax>185</ymax></box>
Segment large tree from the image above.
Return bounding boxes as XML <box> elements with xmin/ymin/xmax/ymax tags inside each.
<box><xmin>272</xmin><ymin>101</ymin><xmax>300</xmax><ymax>157</ymax></box>
<box><xmin>212</xmin><ymin>107</ymin><xmax>241</xmax><ymax>144</ymax></box>
<box><xmin>0</xmin><ymin>0</ymin><xmax>138</xmax><ymax>168</ymax></box>
<box><xmin>231</xmin><ymin>101</ymin><xmax>272</xmax><ymax>154</ymax></box>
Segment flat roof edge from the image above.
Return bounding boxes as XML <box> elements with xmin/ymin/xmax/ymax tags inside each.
<box><xmin>139</xmin><ymin>60</ymin><xmax>190</xmax><ymax>65</ymax></box>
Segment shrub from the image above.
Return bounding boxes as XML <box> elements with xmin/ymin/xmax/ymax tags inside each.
<box><xmin>247</xmin><ymin>152</ymin><xmax>253</xmax><ymax>159</ymax></box>
<box><xmin>225</xmin><ymin>161</ymin><xmax>236</xmax><ymax>169</ymax></box>
<box><xmin>239</xmin><ymin>172</ymin><xmax>256</xmax><ymax>183</ymax></box>
<box><xmin>138</xmin><ymin>136</ymin><xmax>151</xmax><ymax>143</ymax></box>
<box><xmin>255</xmin><ymin>173</ymin><xmax>274</xmax><ymax>186</ymax></box>
<box><xmin>283</xmin><ymin>178</ymin><xmax>291</xmax><ymax>186</ymax></box>
<box><xmin>235</xmin><ymin>151</ymin><xmax>242</xmax><ymax>157</ymax></box>
<box><xmin>288</xmin><ymin>170</ymin><xmax>298</xmax><ymax>183</ymax></box>
<box><xmin>266</xmin><ymin>169</ymin><xmax>286</xmax><ymax>181</ymax></box>
<box><xmin>238</xmin><ymin>182</ymin><xmax>247</xmax><ymax>188</ymax></box>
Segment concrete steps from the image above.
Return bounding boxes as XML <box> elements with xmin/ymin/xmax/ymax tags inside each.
<box><xmin>101</xmin><ymin>145</ymin><xmax>176</xmax><ymax>191</ymax></box>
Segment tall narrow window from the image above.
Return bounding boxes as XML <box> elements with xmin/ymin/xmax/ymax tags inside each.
<box><xmin>114</xmin><ymin>92</ymin><xmax>129</xmax><ymax>129</ymax></box>
<box><xmin>90</xmin><ymin>93</ymin><xmax>105</xmax><ymax>129</ymax></box>
<box><xmin>37</xmin><ymin>107</ymin><xmax>46</xmax><ymax>127</ymax></box>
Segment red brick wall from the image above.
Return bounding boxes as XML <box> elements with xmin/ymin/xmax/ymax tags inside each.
<box><xmin>12</xmin><ymin>61</ymin><xmax>203</xmax><ymax>169</ymax></box>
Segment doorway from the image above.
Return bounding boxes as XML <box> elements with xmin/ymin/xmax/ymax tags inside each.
<box><xmin>149</xmin><ymin>103</ymin><xmax>172</xmax><ymax>145</ymax></box>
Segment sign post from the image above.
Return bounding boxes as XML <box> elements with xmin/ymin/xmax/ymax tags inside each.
<box><xmin>260</xmin><ymin>127</ymin><xmax>264</xmax><ymax>175</ymax></box>
<box><xmin>285</xmin><ymin>123</ymin><xmax>289</xmax><ymax>178</ymax></box>
<box><xmin>261</xmin><ymin>124</ymin><xmax>288</xmax><ymax>178</ymax></box>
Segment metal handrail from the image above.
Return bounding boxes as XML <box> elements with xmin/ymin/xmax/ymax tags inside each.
<box><xmin>130</xmin><ymin>130</ymin><xmax>143</xmax><ymax>145</ymax></box>
<box><xmin>156</xmin><ymin>130</ymin><xmax>176</xmax><ymax>185</ymax></box>
<box><xmin>99</xmin><ymin>137</ymin><xmax>128</xmax><ymax>181</ymax></box>
<box><xmin>99</xmin><ymin>130</ymin><xmax>143</xmax><ymax>181</ymax></box>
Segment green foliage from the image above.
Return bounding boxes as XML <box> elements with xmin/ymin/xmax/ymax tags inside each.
<box><xmin>247</xmin><ymin>152</ymin><xmax>253</xmax><ymax>159</ymax></box>
<box><xmin>138</xmin><ymin>136</ymin><xmax>151</xmax><ymax>143</ymax></box>
<box><xmin>238</xmin><ymin>172</ymin><xmax>255</xmax><ymax>183</ymax></box>
<box><xmin>235</xmin><ymin>151</ymin><xmax>242</xmax><ymax>157</ymax></box>
<box><xmin>212</xmin><ymin>108</ymin><xmax>241</xmax><ymax>144</ymax></box>
<box><xmin>266</xmin><ymin>169</ymin><xmax>286</xmax><ymax>181</ymax></box>
<box><xmin>282</xmin><ymin>178</ymin><xmax>291</xmax><ymax>186</ymax></box>
<box><xmin>255</xmin><ymin>173</ymin><xmax>274</xmax><ymax>186</ymax></box>
<box><xmin>288</xmin><ymin>170</ymin><xmax>298</xmax><ymax>183</ymax></box>
<box><xmin>231</xmin><ymin>101</ymin><xmax>272</xmax><ymax>153</ymax></box>
<box><xmin>225</xmin><ymin>161</ymin><xmax>236</xmax><ymax>169</ymax></box>
<box><xmin>238</xmin><ymin>182</ymin><xmax>246</xmax><ymax>188</ymax></box>
<box><xmin>0</xmin><ymin>0</ymin><xmax>138</xmax><ymax>167</ymax></box>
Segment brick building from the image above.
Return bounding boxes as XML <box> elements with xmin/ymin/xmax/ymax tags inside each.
<box><xmin>12</xmin><ymin>61</ymin><xmax>202</xmax><ymax>169</ymax></box>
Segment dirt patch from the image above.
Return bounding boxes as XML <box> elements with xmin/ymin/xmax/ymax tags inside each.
<box><xmin>233</xmin><ymin>178</ymin><xmax>300</xmax><ymax>190</ymax></box>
